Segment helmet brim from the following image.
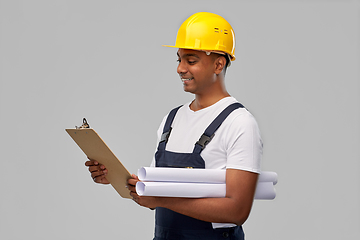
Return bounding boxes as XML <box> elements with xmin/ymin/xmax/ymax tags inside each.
<box><xmin>162</xmin><ymin>45</ymin><xmax>235</xmax><ymax>61</ymax></box>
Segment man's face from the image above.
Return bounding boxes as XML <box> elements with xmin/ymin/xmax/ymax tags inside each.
<box><xmin>176</xmin><ymin>48</ymin><xmax>217</xmax><ymax>95</ymax></box>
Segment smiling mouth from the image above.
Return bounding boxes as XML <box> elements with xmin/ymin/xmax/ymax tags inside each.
<box><xmin>181</xmin><ymin>77</ymin><xmax>193</xmax><ymax>83</ymax></box>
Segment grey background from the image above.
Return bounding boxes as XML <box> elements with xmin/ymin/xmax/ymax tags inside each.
<box><xmin>0</xmin><ymin>0</ymin><xmax>359</xmax><ymax>239</ymax></box>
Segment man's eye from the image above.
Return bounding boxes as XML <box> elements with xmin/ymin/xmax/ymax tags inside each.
<box><xmin>188</xmin><ymin>61</ymin><xmax>196</xmax><ymax>64</ymax></box>
<box><xmin>177</xmin><ymin>59</ymin><xmax>181</xmax><ymax>63</ymax></box>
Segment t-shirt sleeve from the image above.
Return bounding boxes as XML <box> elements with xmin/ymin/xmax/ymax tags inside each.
<box><xmin>224</xmin><ymin>112</ymin><xmax>263</xmax><ymax>173</ymax></box>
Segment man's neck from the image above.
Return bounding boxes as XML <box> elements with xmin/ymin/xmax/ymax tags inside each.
<box><xmin>190</xmin><ymin>92</ymin><xmax>230</xmax><ymax>111</ymax></box>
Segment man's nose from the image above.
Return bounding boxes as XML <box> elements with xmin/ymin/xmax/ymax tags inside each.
<box><xmin>177</xmin><ymin>61</ymin><xmax>187</xmax><ymax>75</ymax></box>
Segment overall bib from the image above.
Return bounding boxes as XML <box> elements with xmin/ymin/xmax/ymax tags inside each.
<box><xmin>154</xmin><ymin>103</ymin><xmax>245</xmax><ymax>240</ymax></box>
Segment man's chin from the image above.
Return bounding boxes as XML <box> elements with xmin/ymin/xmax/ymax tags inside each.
<box><xmin>183</xmin><ymin>87</ymin><xmax>195</xmax><ymax>94</ymax></box>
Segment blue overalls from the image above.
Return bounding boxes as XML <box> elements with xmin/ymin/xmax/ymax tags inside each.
<box><xmin>154</xmin><ymin>103</ymin><xmax>245</xmax><ymax>240</ymax></box>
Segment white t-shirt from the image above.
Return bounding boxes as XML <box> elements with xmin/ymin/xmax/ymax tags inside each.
<box><xmin>151</xmin><ymin>96</ymin><xmax>262</xmax><ymax>173</ymax></box>
<box><xmin>150</xmin><ymin>96</ymin><xmax>263</xmax><ymax>228</ymax></box>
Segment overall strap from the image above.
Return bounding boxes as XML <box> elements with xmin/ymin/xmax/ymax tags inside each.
<box><xmin>194</xmin><ymin>102</ymin><xmax>244</xmax><ymax>154</ymax></box>
<box><xmin>157</xmin><ymin>105</ymin><xmax>182</xmax><ymax>150</ymax></box>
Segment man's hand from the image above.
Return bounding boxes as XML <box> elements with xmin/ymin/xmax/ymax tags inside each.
<box><xmin>127</xmin><ymin>174</ymin><xmax>140</xmax><ymax>195</ymax></box>
<box><xmin>128</xmin><ymin>174</ymin><xmax>159</xmax><ymax>210</ymax></box>
<box><xmin>85</xmin><ymin>158</ymin><xmax>110</xmax><ymax>184</ymax></box>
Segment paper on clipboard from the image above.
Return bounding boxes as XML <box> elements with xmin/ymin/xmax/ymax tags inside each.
<box><xmin>66</xmin><ymin>119</ymin><xmax>131</xmax><ymax>199</ymax></box>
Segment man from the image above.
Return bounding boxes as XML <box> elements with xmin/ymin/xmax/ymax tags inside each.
<box><xmin>86</xmin><ymin>12</ymin><xmax>262</xmax><ymax>239</ymax></box>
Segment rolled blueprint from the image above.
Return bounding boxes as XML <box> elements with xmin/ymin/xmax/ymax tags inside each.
<box><xmin>138</xmin><ymin>167</ymin><xmax>225</xmax><ymax>183</ymax></box>
<box><xmin>136</xmin><ymin>181</ymin><xmax>276</xmax><ymax>200</ymax></box>
<box><xmin>254</xmin><ymin>182</ymin><xmax>276</xmax><ymax>200</ymax></box>
<box><xmin>138</xmin><ymin>167</ymin><xmax>278</xmax><ymax>185</ymax></box>
<box><xmin>258</xmin><ymin>171</ymin><xmax>278</xmax><ymax>185</ymax></box>
<box><xmin>136</xmin><ymin>182</ymin><xmax>226</xmax><ymax>198</ymax></box>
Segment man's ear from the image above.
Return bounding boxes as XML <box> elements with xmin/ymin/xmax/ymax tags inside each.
<box><xmin>214</xmin><ymin>56</ymin><xmax>226</xmax><ymax>75</ymax></box>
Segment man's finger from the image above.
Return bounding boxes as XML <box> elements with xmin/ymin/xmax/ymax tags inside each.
<box><xmin>85</xmin><ymin>160</ymin><xmax>99</xmax><ymax>166</ymax></box>
<box><xmin>127</xmin><ymin>178</ymin><xmax>138</xmax><ymax>186</ymax></box>
<box><xmin>88</xmin><ymin>166</ymin><xmax>100</xmax><ymax>173</ymax></box>
<box><xmin>127</xmin><ymin>185</ymin><xmax>136</xmax><ymax>193</ymax></box>
<box><xmin>93</xmin><ymin>176</ymin><xmax>105</xmax><ymax>183</ymax></box>
<box><xmin>91</xmin><ymin>170</ymin><xmax>106</xmax><ymax>179</ymax></box>
<box><xmin>88</xmin><ymin>165</ymin><xmax>107</xmax><ymax>173</ymax></box>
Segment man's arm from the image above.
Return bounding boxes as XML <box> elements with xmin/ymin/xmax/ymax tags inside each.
<box><xmin>128</xmin><ymin>168</ymin><xmax>258</xmax><ymax>226</ymax></box>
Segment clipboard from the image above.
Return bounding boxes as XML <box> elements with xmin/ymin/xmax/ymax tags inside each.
<box><xmin>66</xmin><ymin>119</ymin><xmax>132</xmax><ymax>199</ymax></box>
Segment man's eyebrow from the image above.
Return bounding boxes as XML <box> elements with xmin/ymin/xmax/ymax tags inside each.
<box><xmin>177</xmin><ymin>52</ymin><xmax>200</xmax><ymax>58</ymax></box>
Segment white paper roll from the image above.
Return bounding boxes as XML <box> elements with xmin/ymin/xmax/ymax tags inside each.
<box><xmin>136</xmin><ymin>181</ymin><xmax>226</xmax><ymax>198</ymax></box>
<box><xmin>258</xmin><ymin>171</ymin><xmax>278</xmax><ymax>185</ymax></box>
<box><xmin>138</xmin><ymin>167</ymin><xmax>225</xmax><ymax>183</ymax></box>
<box><xmin>254</xmin><ymin>182</ymin><xmax>276</xmax><ymax>200</ymax></box>
<box><xmin>138</xmin><ymin>167</ymin><xmax>278</xmax><ymax>185</ymax></box>
<box><xmin>136</xmin><ymin>181</ymin><xmax>276</xmax><ymax>200</ymax></box>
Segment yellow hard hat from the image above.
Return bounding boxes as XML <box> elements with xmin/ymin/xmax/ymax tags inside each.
<box><xmin>163</xmin><ymin>12</ymin><xmax>236</xmax><ymax>61</ymax></box>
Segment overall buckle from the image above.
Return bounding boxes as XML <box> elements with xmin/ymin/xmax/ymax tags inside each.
<box><xmin>196</xmin><ymin>134</ymin><xmax>215</xmax><ymax>150</ymax></box>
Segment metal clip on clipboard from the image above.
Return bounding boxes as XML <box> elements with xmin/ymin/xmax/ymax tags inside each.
<box><xmin>75</xmin><ymin>118</ymin><xmax>90</xmax><ymax>129</ymax></box>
